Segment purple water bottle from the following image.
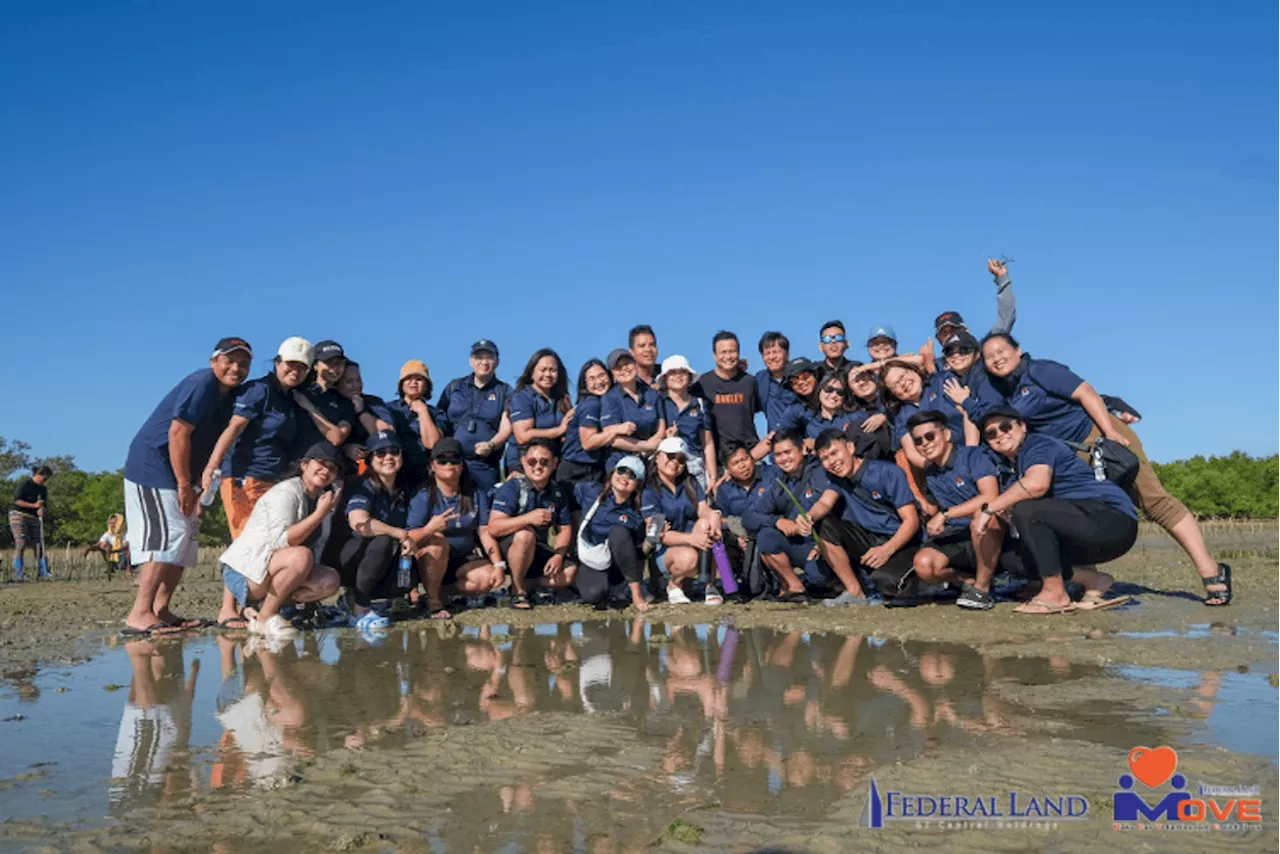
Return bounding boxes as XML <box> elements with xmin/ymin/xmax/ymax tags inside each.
<box><xmin>711</xmin><ymin>541</ymin><xmax>737</xmax><ymax>596</ymax></box>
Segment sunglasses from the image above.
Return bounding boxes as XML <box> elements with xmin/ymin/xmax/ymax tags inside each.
<box><xmin>614</xmin><ymin>467</ymin><xmax>641</xmax><ymax>481</ymax></box>
<box><xmin>435</xmin><ymin>456</ymin><xmax>464</xmax><ymax>466</ymax></box>
<box><xmin>944</xmin><ymin>348</ymin><xmax>975</xmax><ymax>358</ymax></box>
<box><xmin>821</xmin><ymin>385</ymin><xmax>845</xmax><ymax>395</ymax></box>
<box><xmin>525</xmin><ymin>457</ymin><xmax>553</xmax><ymax>470</ymax></box>
<box><xmin>910</xmin><ymin>430</ymin><xmax>939</xmax><ymax>447</ymax></box>
<box><xmin>982</xmin><ymin>420</ymin><xmax>1016</xmax><ymax>441</ymax></box>
<box><xmin>373</xmin><ymin>448</ymin><xmax>402</xmax><ymax>458</ymax></box>
<box><xmin>820</xmin><ymin>334</ymin><xmax>847</xmax><ymax>344</ymax></box>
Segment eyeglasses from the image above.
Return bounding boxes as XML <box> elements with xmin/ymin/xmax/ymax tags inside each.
<box><xmin>435</xmin><ymin>457</ymin><xmax>464</xmax><ymax>466</ymax></box>
<box><xmin>911</xmin><ymin>430</ymin><xmax>939</xmax><ymax>447</ymax></box>
<box><xmin>614</xmin><ymin>467</ymin><xmax>641</xmax><ymax>481</ymax></box>
<box><xmin>373</xmin><ymin>448</ymin><xmax>402</xmax><ymax>458</ymax></box>
<box><xmin>820</xmin><ymin>334</ymin><xmax>847</xmax><ymax>344</ymax></box>
<box><xmin>525</xmin><ymin>457</ymin><xmax>553</xmax><ymax>470</ymax></box>
<box><xmin>982</xmin><ymin>420</ymin><xmax>1016</xmax><ymax>441</ymax></box>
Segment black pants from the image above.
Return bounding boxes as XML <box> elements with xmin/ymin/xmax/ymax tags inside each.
<box><xmin>556</xmin><ymin>458</ymin><xmax>603</xmax><ymax>485</ymax></box>
<box><xmin>1010</xmin><ymin>498</ymin><xmax>1138</xmax><ymax>582</ymax></box>
<box><xmin>338</xmin><ymin>534</ymin><xmax>416</xmax><ymax>608</ymax></box>
<box><xmin>818</xmin><ymin>517</ymin><xmax>919</xmax><ymax>597</ymax></box>
<box><xmin>575</xmin><ymin>526</ymin><xmax>644</xmax><ymax>606</ymax></box>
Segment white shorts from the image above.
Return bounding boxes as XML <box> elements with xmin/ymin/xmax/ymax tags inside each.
<box><xmin>123</xmin><ymin>478</ymin><xmax>200</xmax><ymax>568</ymax></box>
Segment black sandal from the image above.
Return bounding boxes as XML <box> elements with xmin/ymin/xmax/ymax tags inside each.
<box><xmin>1202</xmin><ymin>563</ymin><xmax>1232</xmax><ymax>607</ymax></box>
<box><xmin>511</xmin><ymin>593</ymin><xmax>533</xmax><ymax>610</ymax></box>
<box><xmin>777</xmin><ymin>590</ymin><xmax>809</xmax><ymax>605</ymax></box>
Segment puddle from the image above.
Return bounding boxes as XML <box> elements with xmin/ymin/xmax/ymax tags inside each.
<box><xmin>0</xmin><ymin>621</ymin><xmax>1275</xmax><ymax>851</ymax></box>
<box><xmin>1114</xmin><ymin>623</ymin><xmax>1280</xmax><ymax>642</ymax></box>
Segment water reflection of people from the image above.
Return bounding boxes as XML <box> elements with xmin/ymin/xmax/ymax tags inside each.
<box><xmin>212</xmin><ymin>637</ymin><xmax>312</xmax><ymax>786</ymax></box>
<box><xmin>110</xmin><ymin>640</ymin><xmax>198</xmax><ymax>811</ymax></box>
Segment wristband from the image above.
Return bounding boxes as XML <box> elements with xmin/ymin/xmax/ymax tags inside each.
<box><xmin>493</xmin><ymin>560</ymin><xmax>507</xmax><ymax>569</ymax></box>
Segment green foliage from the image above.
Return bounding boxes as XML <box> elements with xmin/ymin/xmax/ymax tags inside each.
<box><xmin>1151</xmin><ymin>452</ymin><xmax>1278</xmax><ymax>519</ymax></box>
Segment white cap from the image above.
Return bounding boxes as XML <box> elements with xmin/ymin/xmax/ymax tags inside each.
<box><xmin>657</xmin><ymin>436</ymin><xmax>688</xmax><ymax>457</ymax></box>
<box><xmin>658</xmin><ymin>354</ymin><xmax>696</xmax><ymax>384</ymax></box>
<box><xmin>276</xmin><ymin>336</ymin><xmax>314</xmax><ymax>367</ymax></box>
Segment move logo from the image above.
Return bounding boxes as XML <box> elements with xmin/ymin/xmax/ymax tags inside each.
<box><xmin>1113</xmin><ymin>746</ymin><xmax>1263</xmax><ymax>829</ymax></box>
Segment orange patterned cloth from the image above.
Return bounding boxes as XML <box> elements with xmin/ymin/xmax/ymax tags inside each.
<box><xmin>219</xmin><ymin>477</ymin><xmax>274</xmax><ymax>540</ymax></box>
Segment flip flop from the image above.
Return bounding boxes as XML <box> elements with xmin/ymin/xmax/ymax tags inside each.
<box><xmin>217</xmin><ymin>616</ymin><xmax>250</xmax><ymax>630</ymax></box>
<box><xmin>428</xmin><ymin>606</ymin><xmax>453</xmax><ymax>620</ymax></box>
<box><xmin>1076</xmin><ymin>593</ymin><xmax>1133</xmax><ymax>611</ymax></box>
<box><xmin>510</xmin><ymin>593</ymin><xmax>533</xmax><ymax>611</ymax></box>
<box><xmin>1014</xmin><ymin>598</ymin><xmax>1076</xmax><ymax>616</ymax></box>
<box><xmin>777</xmin><ymin>590</ymin><xmax>809</xmax><ymax>605</ymax></box>
<box><xmin>121</xmin><ymin>622</ymin><xmax>190</xmax><ymax>638</ymax></box>
<box><xmin>164</xmin><ymin>616</ymin><xmax>208</xmax><ymax>630</ymax></box>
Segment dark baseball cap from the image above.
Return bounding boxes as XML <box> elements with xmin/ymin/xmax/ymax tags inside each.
<box><xmin>365</xmin><ymin>430</ymin><xmax>401</xmax><ymax>453</ymax></box>
<box><xmin>431</xmin><ymin>437</ymin><xmax>465</xmax><ymax>462</ymax></box>
<box><xmin>212</xmin><ymin>337</ymin><xmax>252</xmax><ymax>358</ymax></box>
<box><xmin>934</xmin><ymin>311</ymin><xmax>965</xmax><ymax>333</ymax></box>
<box><xmin>941</xmin><ymin>330</ymin><xmax>980</xmax><ymax>355</ymax></box>
<box><xmin>606</xmin><ymin>348</ymin><xmax>636</xmax><ymax>370</ymax></box>
<box><xmin>313</xmin><ymin>340</ymin><xmax>345</xmax><ymax>362</ymax></box>
<box><xmin>783</xmin><ymin>357</ymin><xmax>816</xmax><ymax>380</ymax></box>
<box><xmin>977</xmin><ymin>405</ymin><xmax>1023</xmax><ymax>431</ymax></box>
<box><xmin>470</xmin><ymin>339</ymin><xmax>499</xmax><ymax>357</ymax></box>
<box><xmin>301</xmin><ymin>441</ymin><xmax>340</xmax><ymax>464</ymax></box>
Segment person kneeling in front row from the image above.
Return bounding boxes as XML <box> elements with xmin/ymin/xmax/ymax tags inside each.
<box><xmin>573</xmin><ymin>456</ymin><xmax>651</xmax><ymax>612</ymax></box>
<box><xmin>217</xmin><ymin>442</ymin><xmax>343</xmax><ymax>640</ymax></box>
<box><xmin>975</xmin><ymin>406</ymin><xmax>1136</xmax><ymax>614</ymax></box>
<box><xmin>907</xmin><ymin>410</ymin><xmax>1021</xmax><ymax>611</ymax></box>
<box><xmin>486</xmin><ymin>438</ymin><xmax>578</xmax><ymax>610</ymax></box>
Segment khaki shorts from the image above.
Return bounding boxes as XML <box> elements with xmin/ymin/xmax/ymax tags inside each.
<box><xmin>1079</xmin><ymin>417</ymin><xmax>1189</xmax><ymax>531</ymax></box>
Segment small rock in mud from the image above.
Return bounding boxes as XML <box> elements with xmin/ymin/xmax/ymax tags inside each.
<box><xmin>102</xmin><ymin>684</ymin><xmax>124</xmax><ymax>692</ymax></box>
<box><xmin>1268</xmin><ymin>673</ymin><xmax>1280</xmax><ymax>688</ymax></box>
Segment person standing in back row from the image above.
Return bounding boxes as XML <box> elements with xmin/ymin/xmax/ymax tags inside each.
<box><xmin>693</xmin><ymin>331</ymin><xmax>769</xmax><ymax>462</ymax></box>
<box><xmin>815</xmin><ymin>320</ymin><xmax>853</xmax><ymax>384</ymax></box>
<box><xmin>629</xmin><ymin>325</ymin><xmax>659</xmax><ymax>388</ymax></box>
<box><xmin>437</xmin><ymin>340</ymin><xmax>512</xmax><ymax>493</ymax></box>
<box><xmin>9</xmin><ymin>465</ymin><xmax>52</xmax><ymax>580</ymax></box>
<box><xmin>122</xmin><ymin>337</ymin><xmax>251</xmax><ymax>635</ymax></box>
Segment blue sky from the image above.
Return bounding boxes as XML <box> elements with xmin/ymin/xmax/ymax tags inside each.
<box><xmin>1</xmin><ymin>1</ymin><xmax>1275</xmax><ymax>471</ymax></box>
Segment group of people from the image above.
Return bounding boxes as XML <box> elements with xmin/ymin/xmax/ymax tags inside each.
<box><xmin>117</xmin><ymin>260</ymin><xmax>1234</xmax><ymax>639</ymax></box>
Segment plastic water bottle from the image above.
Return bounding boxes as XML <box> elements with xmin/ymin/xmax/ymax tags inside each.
<box><xmin>1091</xmin><ymin>443</ymin><xmax>1107</xmax><ymax>482</ymax></box>
<box><xmin>397</xmin><ymin>554</ymin><xmax>413</xmax><ymax>589</ymax></box>
<box><xmin>199</xmin><ymin>470</ymin><xmax>221</xmax><ymax>507</ymax></box>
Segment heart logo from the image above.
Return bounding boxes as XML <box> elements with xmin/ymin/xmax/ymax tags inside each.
<box><xmin>1128</xmin><ymin>746</ymin><xmax>1178</xmax><ymax>788</ymax></box>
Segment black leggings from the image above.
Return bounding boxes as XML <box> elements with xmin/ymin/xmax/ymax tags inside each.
<box><xmin>1010</xmin><ymin>498</ymin><xmax>1138</xmax><ymax>581</ymax></box>
<box><xmin>338</xmin><ymin>535</ymin><xmax>416</xmax><ymax>608</ymax></box>
<box><xmin>575</xmin><ymin>526</ymin><xmax>644</xmax><ymax>606</ymax></box>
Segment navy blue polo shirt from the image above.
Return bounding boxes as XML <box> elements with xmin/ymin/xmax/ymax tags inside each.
<box><xmin>804</xmin><ymin>410</ymin><xmax>859</xmax><ymax>441</ymax></box>
<box><xmin>1015</xmin><ymin>434</ymin><xmax>1137</xmax><ymax>519</ymax></box>
<box><xmin>641</xmin><ymin>477</ymin><xmax>706</xmax><ymax>534</ymax></box>
<box><xmin>742</xmin><ymin>460</ymin><xmax>832</xmax><ymax>531</ymax></box>
<box><xmin>407</xmin><ymin>485</ymin><xmax>491</xmax><ymax>555</ymax></box>
<box><xmin>756</xmin><ymin>369</ymin><xmax>806</xmax><ymax>433</ymax></box>
<box><xmin>125</xmin><ymin>368</ymin><xmax>236</xmax><ymax>489</ymax></box>
<box><xmin>923</xmin><ymin>445</ymin><xmax>999</xmax><ymax>533</ymax></box>
<box><xmin>890</xmin><ymin>396</ymin><xmax>964</xmax><ymax>448</ymax></box>
<box><xmin>224</xmin><ymin>374</ymin><xmax>301</xmax><ymax>480</ymax></box>
<box><xmin>349</xmin><ymin>393</ymin><xmax>389</xmax><ymax>447</ymax></box>
<box><xmin>345</xmin><ymin>478</ymin><xmax>411</xmax><ymax>529</ymax></box>
<box><xmin>561</xmin><ymin>394</ymin><xmax>603</xmax><ymax>465</ymax></box>
<box><xmin>504</xmin><ymin>387</ymin><xmax>564</xmax><ymax>472</ymax></box>
<box><xmin>385</xmin><ymin>398</ymin><xmax>447</xmax><ymax>469</ymax></box>
<box><xmin>716</xmin><ymin>465</ymin><xmax>776</xmax><ymax>518</ymax></box>
<box><xmin>827</xmin><ymin>459</ymin><xmax>916</xmax><ymax>537</ymax></box>
<box><xmin>661</xmin><ymin>394</ymin><xmax>712</xmax><ymax>453</ymax></box>
<box><xmin>600</xmin><ymin>384</ymin><xmax>662</xmax><ymax>470</ymax></box>
<box><xmin>438</xmin><ymin>375</ymin><xmax>511</xmax><ymax>460</ymax></box>
<box><xmin>489</xmin><ymin>476</ymin><xmax>572</xmax><ymax>541</ymax></box>
<box><xmin>294</xmin><ymin>381</ymin><xmax>358</xmax><ymax>454</ymax></box>
<box><xmin>979</xmin><ymin>358</ymin><xmax>1093</xmax><ymax>444</ymax></box>
<box><xmin>573</xmin><ymin>481</ymin><xmax>645</xmax><ymax>546</ymax></box>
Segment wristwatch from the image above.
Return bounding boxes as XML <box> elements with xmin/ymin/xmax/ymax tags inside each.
<box><xmin>979</xmin><ymin>503</ymin><xmax>992</xmax><ymax>516</ymax></box>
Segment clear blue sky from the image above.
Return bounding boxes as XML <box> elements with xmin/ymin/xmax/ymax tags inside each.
<box><xmin>1</xmin><ymin>1</ymin><xmax>1275</xmax><ymax>471</ymax></box>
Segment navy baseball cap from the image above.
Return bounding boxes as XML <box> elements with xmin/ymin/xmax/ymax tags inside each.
<box><xmin>606</xmin><ymin>348</ymin><xmax>636</xmax><ymax>370</ymax></box>
<box><xmin>783</xmin><ymin>357</ymin><xmax>816</xmax><ymax>380</ymax></box>
<box><xmin>313</xmin><ymin>340</ymin><xmax>345</xmax><ymax>363</ymax></box>
<box><xmin>942</xmin><ymin>330</ymin><xmax>980</xmax><ymax>354</ymax></box>
<box><xmin>977</xmin><ymin>405</ymin><xmax>1023</xmax><ymax>431</ymax></box>
<box><xmin>470</xmin><ymin>339</ymin><xmax>499</xmax><ymax>357</ymax></box>
<box><xmin>934</xmin><ymin>311</ymin><xmax>965</xmax><ymax>334</ymax></box>
<box><xmin>365</xmin><ymin>430</ymin><xmax>401</xmax><ymax>453</ymax></box>
<box><xmin>431</xmin><ymin>437</ymin><xmax>465</xmax><ymax>462</ymax></box>
<box><xmin>212</xmin><ymin>337</ymin><xmax>252</xmax><ymax>358</ymax></box>
<box><xmin>301</xmin><ymin>441</ymin><xmax>340</xmax><ymax>464</ymax></box>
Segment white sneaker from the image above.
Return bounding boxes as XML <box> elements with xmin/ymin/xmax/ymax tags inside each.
<box><xmin>251</xmin><ymin>613</ymin><xmax>298</xmax><ymax>640</ymax></box>
<box><xmin>703</xmin><ymin>591</ymin><xmax>724</xmax><ymax>606</ymax></box>
<box><xmin>666</xmin><ymin>585</ymin><xmax>692</xmax><ymax>605</ymax></box>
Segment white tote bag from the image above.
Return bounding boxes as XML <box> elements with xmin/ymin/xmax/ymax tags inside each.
<box><xmin>575</xmin><ymin>496</ymin><xmax>613</xmax><ymax>571</ymax></box>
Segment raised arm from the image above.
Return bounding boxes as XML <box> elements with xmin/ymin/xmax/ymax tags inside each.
<box><xmin>988</xmin><ymin>258</ymin><xmax>1016</xmax><ymax>335</ymax></box>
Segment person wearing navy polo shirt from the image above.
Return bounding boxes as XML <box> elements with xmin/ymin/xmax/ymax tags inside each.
<box><xmin>386</xmin><ymin>360</ymin><xmax>446</xmax><ymax>490</ymax></box>
<box><xmin>437</xmin><ymin>340</ymin><xmax>512</xmax><ymax>493</ymax></box>
<box><xmin>693</xmin><ymin>331</ymin><xmax>768</xmax><ymax>462</ymax></box>
<box><xmin>642</xmin><ymin>437</ymin><xmax>724</xmax><ymax>605</ymax></box>
<box><xmin>815</xmin><ymin>321</ymin><xmax>852</xmax><ymax>383</ymax></box>
<box><xmin>784</xmin><ymin>357</ymin><xmax>820</xmax><ymax>413</ymax></box>
<box><xmin>744</xmin><ymin>429</ymin><xmax>842</xmax><ymax>604</ymax></box>
<box><xmin>814</xmin><ymin>429</ymin><xmax>921</xmax><ymax>603</ymax></box>
<box><xmin>572</xmin><ymin>456</ymin><xmax>650</xmax><ymax>611</ymax></box>
<box><xmin>804</xmin><ymin>376</ymin><xmax>859</xmax><ymax>448</ymax></box>
<box><xmin>714</xmin><ymin>443</ymin><xmax>773</xmax><ymax>598</ymax></box>
<box><xmin>974</xmin><ymin>334</ymin><xmax>1232</xmax><ymax>607</ymax></box>
<box><xmin>335</xmin><ymin>360</ymin><xmax>395</xmax><ymax>462</ymax></box>
<box><xmin>844</xmin><ymin>364</ymin><xmax>893</xmax><ymax>459</ymax></box>
<box><xmin>935</xmin><ymin>330</ymin><xmax>992</xmax><ymax>432</ymax></box>
<box><xmin>486</xmin><ymin>438</ymin><xmax>576</xmax><ymax>609</ymax></box>
<box><xmin>976</xmin><ymin>407</ymin><xmax>1137</xmax><ymax>614</ymax></box>
<box><xmin>407</xmin><ymin>438</ymin><xmax>504</xmax><ymax>620</ymax></box>
<box><xmin>628</xmin><ymin>324</ymin><xmax>660</xmax><ymax>388</ymax></box>
<box><xmin>294</xmin><ymin>340</ymin><xmax>357</xmax><ymax>459</ymax></box>
<box><xmin>559</xmin><ymin>359</ymin><xmax>634</xmax><ymax>484</ymax></box>
<box><xmin>599</xmin><ymin>349</ymin><xmax>664</xmax><ymax>470</ymax></box>
<box><xmin>334</xmin><ymin>430</ymin><xmax>411</xmax><ymax>631</ymax></box>
<box><xmin>657</xmin><ymin>354</ymin><xmax>717</xmax><ymax>489</ymax></box>
<box><xmin>906</xmin><ymin>410</ymin><xmax>1014</xmax><ymax>611</ymax></box>
<box><xmin>756</xmin><ymin>332</ymin><xmax>807</xmax><ymax>435</ymax></box>
<box><xmin>122</xmin><ymin>336</ymin><xmax>250</xmax><ymax>636</ymax></box>
<box><xmin>932</xmin><ymin>257</ymin><xmax>1018</xmax><ymax>346</ymax></box>
<box><xmin>505</xmin><ymin>349</ymin><xmax>574</xmax><ymax>477</ymax></box>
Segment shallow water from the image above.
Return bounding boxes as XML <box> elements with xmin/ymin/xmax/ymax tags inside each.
<box><xmin>1</xmin><ymin>620</ymin><xmax>1276</xmax><ymax>852</ymax></box>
